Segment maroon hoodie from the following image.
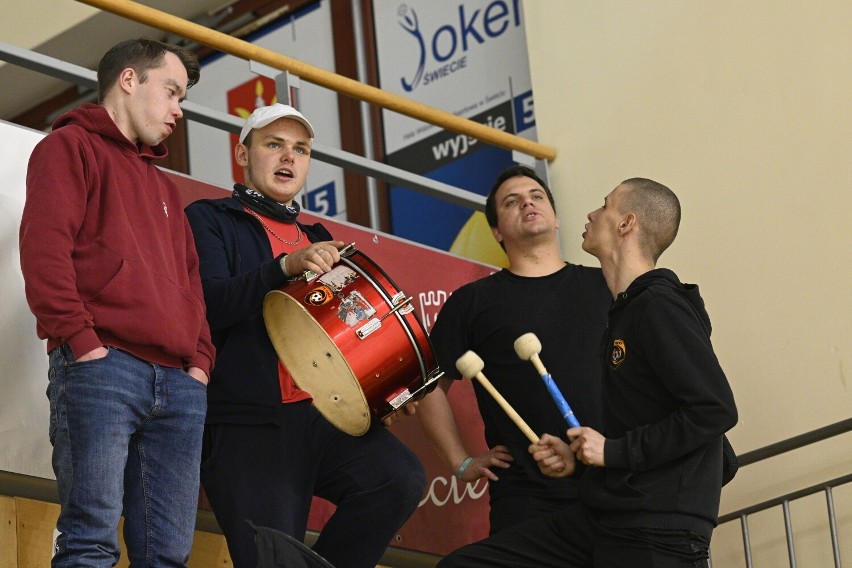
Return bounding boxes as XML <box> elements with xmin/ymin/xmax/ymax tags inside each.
<box><xmin>20</xmin><ymin>103</ymin><xmax>214</xmax><ymax>375</ymax></box>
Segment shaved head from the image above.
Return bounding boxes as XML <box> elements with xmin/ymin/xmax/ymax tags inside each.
<box><xmin>618</xmin><ymin>178</ymin><xmax>680</xmax><ymax>262</ymax></box>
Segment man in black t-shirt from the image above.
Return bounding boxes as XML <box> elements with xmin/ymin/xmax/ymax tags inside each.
<box><xmin>418</xmin><ymin>165</ymin><xmax>611</xmax><ymax>534</ymax></box>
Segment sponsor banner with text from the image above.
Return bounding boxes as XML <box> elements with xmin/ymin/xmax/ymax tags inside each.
<box><xmin>374</xmin><ymin>0</ymin><xmax>537</xmax><ymax>255</ymax></box>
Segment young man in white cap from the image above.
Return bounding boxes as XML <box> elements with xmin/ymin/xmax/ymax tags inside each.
<box><xmin>185</xmin><ymin>104</ymin><xmax>426</xmax><ymax>568</ymax></box>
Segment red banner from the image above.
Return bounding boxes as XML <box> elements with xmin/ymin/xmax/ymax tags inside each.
<box><xmin>173</xmin><ymin>175</ymin><xmax>494</xmax><ymax>556</ymax></box>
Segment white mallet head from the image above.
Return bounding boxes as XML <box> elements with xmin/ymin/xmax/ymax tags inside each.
<box><xmin>514</xmin><ymin>332</ymin><xmax>542</xmax><ymax>361</ymax></box>
<box><xmin>456</xmin><ymin>350</ymin><xmax>485</xmax><ymax>379</ymax></box>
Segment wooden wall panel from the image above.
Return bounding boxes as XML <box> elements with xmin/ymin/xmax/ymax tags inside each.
<box><xmin>0</xmin><ymin>496</ymin><xmax>18</xmax><ymax>568</ymax></box>
<box><xmin>10</xmin><ymin>498</ymin><xmax>231</xmax><ymax>566</ymax></box>
<box><xmin>15</xmin><ymin>498</ymin><xmax>59</xmax><ymax>568</ymax></box>
<box><xmin>187</xmin><ymin>531</ymin><xmax>232</xmax><ymax>567</ymax></box>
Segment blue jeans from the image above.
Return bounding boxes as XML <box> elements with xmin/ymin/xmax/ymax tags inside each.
<box><xmin>47</xmin><ymin>346</ymin><xmax>207</xmax><ymax>567</ymax></box>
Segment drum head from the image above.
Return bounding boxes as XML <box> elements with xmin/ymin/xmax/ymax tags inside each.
<box><xmin>263</xmin><ymin>290</ymin><xmax>371</xmax><ymax>436</ymax></box>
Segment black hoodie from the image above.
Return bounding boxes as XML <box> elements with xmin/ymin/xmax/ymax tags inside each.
<box><xmin>580</xmin><ymin>268</ymin><xmax>738</xmax><ymax>539</ymax></box>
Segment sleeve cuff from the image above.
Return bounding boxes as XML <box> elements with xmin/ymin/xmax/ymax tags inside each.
<box><xmin>603</xmin><ymin>437</ymin><xmax>630</xmax><ymax>469</ymax></box>
<box><xmin>187</xmin><ymin>352</ymin><xmax>214</xmax><ymax>379</ymax></box>
<box><xmin>66</xmin><ymin>328</ymin><xmax>103</xmax><ymax>361</ymax></box>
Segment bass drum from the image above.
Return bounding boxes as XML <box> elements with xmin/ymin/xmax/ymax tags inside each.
<box><xmin>263</xmin><ymin>244</ymin><xmax>441</xmax><ymax>436</ymax></box>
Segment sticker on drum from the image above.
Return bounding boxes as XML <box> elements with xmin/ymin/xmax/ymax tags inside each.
<box><xmin>305</xmin><ymin>285</ymin><xmax>334</xmax><ymax>306</ymax></box>
<box><xmin>318</xmin><ymin>265</ymin><xmax>358</xmax><ymax>292</ymax></box>
<box><xmin>337</xmin><ymin>290</ymin><xmax>376</xmax><ymax>328</ymax></box>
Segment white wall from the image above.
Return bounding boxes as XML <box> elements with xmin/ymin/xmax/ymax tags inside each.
<box><xmin>524</xmin><ymin>1</ymin><xmax>852</xmax><ymax>565</ymax></box>
<box><xmin>0</xmin><ymin>121</ymin><xmax>53</xmax><ymax>479</ymax></box>
<box><xmin>0</xmin><ymin>1</ymin><xmax>96</xmax><ymax>48</ymax></box>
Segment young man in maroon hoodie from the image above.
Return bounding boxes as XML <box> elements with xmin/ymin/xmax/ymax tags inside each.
<box><xmin>19</xmin><ymin>39</ymin><xmax>213</xmax><ymax>566</ymax></box>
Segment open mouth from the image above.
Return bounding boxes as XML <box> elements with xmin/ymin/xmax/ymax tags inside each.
<box><xmin>274</xmin><ymin>169</ymin><xmax>294</xmax><ymax>179</ymax></box>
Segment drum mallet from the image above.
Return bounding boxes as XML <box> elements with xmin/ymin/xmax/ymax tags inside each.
<box><xmin>514</xmin><ymin>333</ymin><xmax>581</xmax><ymax>428</ymax></box>
<box><xmin>456</xmin><ymin>351</ymin><xmax>539</xmax><ymax>444</ymax></box>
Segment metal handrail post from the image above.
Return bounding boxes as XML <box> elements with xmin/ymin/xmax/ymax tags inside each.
<box><xmin>742</xmin><ymin>514</ymin><xmax>754</xmax><ymax>568</ymax></box>
<box><xmin>825</xmin><ymin>487</ymin><xmax>843</xmax><ymax>568</ymax></box>
<box><xmin>782</xmin><ymin>500</ymin><xmax>797</xmax><ymax>567</ymax></box>
<box><xmin>350</xmin><ymin>0</ymin><xmax>380</xmax><ymax>231</ymax></box>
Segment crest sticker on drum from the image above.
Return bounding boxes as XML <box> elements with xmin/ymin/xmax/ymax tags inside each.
<box><xmin>305</xmin><ymin>285</ymin><xmax>333</xmax><ymax>306</ymax></box>
<box><xmin>338</xmin><ymin>290</ymin><xmax>376</xmax><ymax>328</ymax></box>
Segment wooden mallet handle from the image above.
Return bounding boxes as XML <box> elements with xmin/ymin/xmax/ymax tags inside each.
<box><xmin>456</xmin><ymin>351</ymin><xmax>539</xmax><ymax>444</ymax></box>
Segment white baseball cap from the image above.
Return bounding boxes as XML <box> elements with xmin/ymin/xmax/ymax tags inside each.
<box><xmin>238</xmin><ymin>104</ymin><xmax>315</xmax><ymax>143</ymax></box>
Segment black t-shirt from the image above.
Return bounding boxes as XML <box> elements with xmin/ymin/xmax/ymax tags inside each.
<box><xmin>430</xmin><ymin>263</ymin><xmax>611</xmax><ymax>500</ymax></box>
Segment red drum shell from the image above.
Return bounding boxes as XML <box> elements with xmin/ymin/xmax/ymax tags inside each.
<box><xmin>263</xmin><ymin>248</ymin><xmax>438</xmax><ymax>436</ymax></box>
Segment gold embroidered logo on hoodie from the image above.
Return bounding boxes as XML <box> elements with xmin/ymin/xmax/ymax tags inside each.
<box><xmin>610</xmin><ymin>339</ymin><xmax>626</xmax><ymax>369</ymax></box>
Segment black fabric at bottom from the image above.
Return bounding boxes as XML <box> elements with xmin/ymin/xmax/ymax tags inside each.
<box><xmin>252</xmin><ymin>522</ymin><xmax>335</xmax><ymax>568</ymax></box>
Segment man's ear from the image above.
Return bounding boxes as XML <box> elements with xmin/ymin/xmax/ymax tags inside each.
<box><xmin>619</xmin><ymin>213</ymin><xmax>637</xmax><ymax>234</ymax></box>
<box><xmin>234</xmin><ymin>143</ymin><xmax>249</xmax><ymax>167</ymax></box>
<box><xmin>117</xmin><ymin>67</ymin><xmax>135</xmax><ymax>94</ymax></box>
<box><xmin>491</xmin><ymin>225</ymin><xmax>503</xmax><ymax>245</ymax></box>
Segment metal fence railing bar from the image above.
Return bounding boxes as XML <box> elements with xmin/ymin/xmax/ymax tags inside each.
<box><xmin>711</xmin><ymin>419</ymin><xmax>851</xmax><ymax>568</ymax></box>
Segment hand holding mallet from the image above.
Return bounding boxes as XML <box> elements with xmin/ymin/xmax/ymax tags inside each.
<box><xmin>456</xmin><ymin>350</ymin><xmax>539</xmax><ymax>444</ymax></box>
<box><xmin>514</xmin><ymin>332</ymin><xmax>581</xmax><ymax>428</ymax></box>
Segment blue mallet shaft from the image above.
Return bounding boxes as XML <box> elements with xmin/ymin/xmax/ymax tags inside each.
<box><xmin>514</xmin><ymin>333</ymin><xmax>582</xmax><ymax>429</ymax></box>
<box><xmin>540</xmin><ymin>372</ymin><xmax>580</xmax><ymax>428</ymax></box>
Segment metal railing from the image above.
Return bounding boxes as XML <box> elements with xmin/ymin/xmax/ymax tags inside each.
<box><xmin>711</xmin><ymin>418</ymin><xmax>852</xmax><ymax>568</ymax></box>
<box><xmin>0</xmin><ymin>40</ymin><xmax>488</xmax><ymax>215</ymax></box>
<box><xmin>75</xmin><ymin>0</ymin><xmax>556</xmax><ymax>162</ymax></box>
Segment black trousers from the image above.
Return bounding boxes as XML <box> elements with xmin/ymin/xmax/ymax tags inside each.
<box><xmin>489</xmin><ymin>492</ymin><xmax>577</xmax><ymax>535</ymax></box>
<box><xmin>438</xmin><ymin>502</ymin><xmax>710</xmax><ymax>568</ymax></box>
<box><xmin>201</xmin><ymin>402</ymin><xmax>426</xmax><ymax>568</ymax></box>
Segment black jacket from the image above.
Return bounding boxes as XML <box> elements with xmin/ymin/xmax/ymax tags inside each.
<box><xmin>185</xmin><ymin>197</ymin><xmax>332</xmax><ymax>425</ymax></box>
<box><xmin>581</xmin><ymin>268</ymin><xmax>738</xmax><ymax>538</ymax></box>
